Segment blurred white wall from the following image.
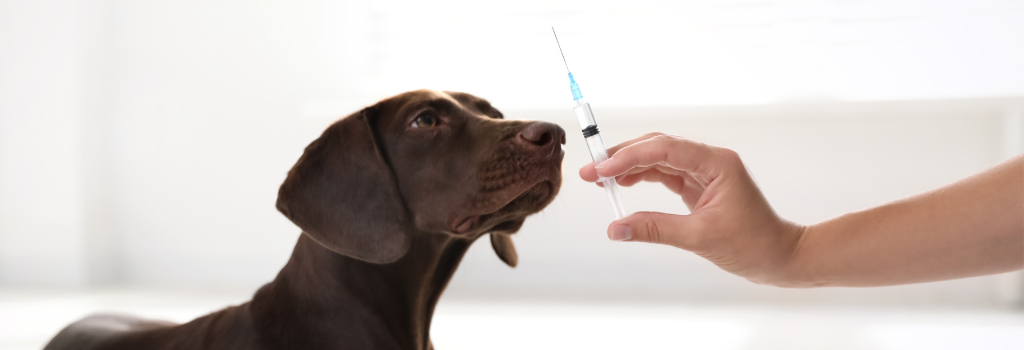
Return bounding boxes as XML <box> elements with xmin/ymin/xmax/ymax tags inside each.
<box><xmin>0</xmin><ymin>0</ymin><xmax>1021</xmax><ymax>308</ymax></box>
<box><xmin>1</xmin><ymin>0</ymin><xmax>93</xmax><ymax>286</ymax></box>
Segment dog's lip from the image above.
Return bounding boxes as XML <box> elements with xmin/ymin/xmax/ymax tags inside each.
<box><xmin>453</xmin><ymin>215</ymin><xmax>480</xmax><ymax>233</ymax></box>
<box><xmin>450</xmin><ymin>180</ymin><xmax>550</xmax><ymax>234</ymax></box>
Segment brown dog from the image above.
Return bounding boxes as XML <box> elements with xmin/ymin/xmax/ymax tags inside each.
<box><xmin>44</xmin><ymin>90</ymin><xmax>565</xmax><ymax>350</ymax></box>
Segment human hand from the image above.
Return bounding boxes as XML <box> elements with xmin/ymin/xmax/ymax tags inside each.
<box><xmin>579</xmin><ymin>133</ymin><xmax>807</xmax><ymax>286</ymax></box>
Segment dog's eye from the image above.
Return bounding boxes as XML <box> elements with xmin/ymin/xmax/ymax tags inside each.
<box><xmin>411</xmin><ymin>113</ymin><xmax>440</xmax><ymax>128</ymax></box>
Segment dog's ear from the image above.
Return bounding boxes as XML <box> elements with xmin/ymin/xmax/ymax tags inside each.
<box><xmin>490</xmin><ymin>233</ymin><xmax>518</xmax><ymax>267</ymax></box>
<box><xmin>276</xmin><ymin>108</ymin><xmax>410</xmax><ymax>264</ymax></box>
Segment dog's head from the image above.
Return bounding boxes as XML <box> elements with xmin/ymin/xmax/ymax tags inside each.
<box><xmin>277</xmin><ymin>90</ymin><xmax>564</xmax><ymax>266</ymax></box>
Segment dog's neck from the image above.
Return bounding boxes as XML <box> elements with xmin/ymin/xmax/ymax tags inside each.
<box><xmin>250</xmin><ymin>233</ymin><xmax>471</xmax><ymax>350</ymax></box>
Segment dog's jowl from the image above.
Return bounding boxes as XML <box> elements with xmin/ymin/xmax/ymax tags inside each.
<box><xmin>44</xmin><ymin>90</ymin><xmax>565</xmax><ymax>350</ymax></box>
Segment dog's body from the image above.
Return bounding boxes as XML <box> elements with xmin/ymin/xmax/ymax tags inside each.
<box><xmin>45</xmin><ymin>90</ymin><xmax>565</xmax><ymax>350</ymax></box>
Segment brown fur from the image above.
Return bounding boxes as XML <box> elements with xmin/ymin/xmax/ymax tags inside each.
<box><xmin>44</xmin><ymin>90</ymin><xmax>565</xmax><ymax>350</ymax></box>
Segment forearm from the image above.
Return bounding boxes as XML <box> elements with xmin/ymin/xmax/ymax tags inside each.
<box><xmin>787</xmin><ymin>155</ymin><xmax>1024</xmax><ymax>287</ymax></box>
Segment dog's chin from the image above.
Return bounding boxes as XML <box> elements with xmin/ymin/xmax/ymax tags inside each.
<box><xmin>451</xmin><ymin>180</ymin><xmax>555</xmax><ymax>234</ymax></box>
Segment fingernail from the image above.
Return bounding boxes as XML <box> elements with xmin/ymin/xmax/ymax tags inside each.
<box><xmin>610</xmin><ymin>225</ymin><xmax>632</xmax><ymax>241</ymax></box>
<box><xmin>595</xmin><ymin>158</ymin><xmax>613</xmax><ymax>170</ymax></box>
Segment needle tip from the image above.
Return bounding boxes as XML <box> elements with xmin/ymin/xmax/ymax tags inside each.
<box><xmin>551</xmin><ymin>27</ymin><xmax>570</xmax><ymax>72</ymax></box>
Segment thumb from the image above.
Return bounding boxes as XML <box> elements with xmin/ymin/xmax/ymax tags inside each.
<box><xmin>607</xmin><ymin>211</ymin><xmax>692</xmax><ymax>247</ymax></box>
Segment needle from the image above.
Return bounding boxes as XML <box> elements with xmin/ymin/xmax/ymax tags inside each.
<box><xmin>552</xmin><ymin>27</ymin><xmax>570</xmax><ymax>73</ymax></box>
<box><xmin>549</xmin><ymin>27</ymin><xmax>628</xmax><ymax>219</ymax></box>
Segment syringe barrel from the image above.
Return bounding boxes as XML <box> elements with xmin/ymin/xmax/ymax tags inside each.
<box><xmin>574</xmin><ymin>99</ymin><xmax>609</xmax><ymax>164</ymax></box>
<box><xmin>586</xmin><ymin>134</ymin><xmax>610</xmax><ymax>164</ymax></box>
<box><xmin>573</xmin><ymin>99</ymin><xmax>627</xmax><ymax>219</ymax></box>
<box><xmin>573</xmin><ymin>98</ymin><xmax>598</xmax><ymax>128</ymax></box>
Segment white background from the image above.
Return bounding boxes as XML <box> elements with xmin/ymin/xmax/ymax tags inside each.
<box><xmin>1</xmin><ymin>0</ymin><xmax>1023</xmax><ymax>348</ymax></box>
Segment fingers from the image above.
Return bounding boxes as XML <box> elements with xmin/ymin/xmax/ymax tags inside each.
<box><xmin>579</xmin><ymin>163</ymin><xmax>600</xmax><ymax>182</ymax></box>
<box><xmin>595</xmin><ymin>134</ymin><xmax>726</xmax><ymax>181</ymax></box>
<box><xmin>678</xmin><ymin>172</ymin><xmax>705</xmax><ymax>211</ymax></box>
<box><xmin>604</xmin><ymin>132</ymin><xmax>662</xmax><ymax>157</ymax></box>
<box><xmin>607</xmin><ymin>211</ymin><xmax>695</xmax><ymax>250</ymax></box>
<box><xmin>618</xmin><ymin>170</ymin><xmax>679</xmax><ymax>188</ymax></box>
<box><xmin>578</xmin><ymin>132</ymin><xmax>679</xmax><ymax>182</ymax></box>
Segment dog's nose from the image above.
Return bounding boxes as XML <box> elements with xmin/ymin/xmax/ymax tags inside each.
<box><xmin>517</xmin><ymin>122</ymin><xmax>566</xmax><ymax>149</ymax></box>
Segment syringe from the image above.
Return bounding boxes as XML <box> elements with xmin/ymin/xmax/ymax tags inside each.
<box><xmin>552</xmin><ymin>28</ymin><xmax>628</xmax><ymax>219</ymax></box>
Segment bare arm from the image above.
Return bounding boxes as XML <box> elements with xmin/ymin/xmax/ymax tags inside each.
<box><xmin>580</xmin><ymin>133</ymin><xmax>1024</xmax><ymax>287</ymax></box>
<box><xmin>792</xmin><ymin>154</ymin><xmax>1024</xmax><ymax>287</ymax></box>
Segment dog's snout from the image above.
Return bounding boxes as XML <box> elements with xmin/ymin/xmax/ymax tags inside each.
<box><xmin>517</xmin><ymin>122</ymin><xmax>566</xmax><ymax>149</ymax></box>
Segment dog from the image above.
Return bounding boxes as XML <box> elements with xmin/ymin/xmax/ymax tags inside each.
<box><xmin>44</xmin><ymin>90</ymin><xmax>565</xmax><ymax>350</ymax></box>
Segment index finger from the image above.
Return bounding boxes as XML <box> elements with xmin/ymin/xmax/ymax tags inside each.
<box><xmin>579</xmin><ymin>132</ymin><xmax>667</xmax><ymax>182</ymax></box>
<box><xmin>594</xmin><ymin>134</ymin><xmax>724</xmax><ymax>180</ymax></box>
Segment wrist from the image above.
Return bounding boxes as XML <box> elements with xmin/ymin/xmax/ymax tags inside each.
<box><xmin>773</xmin><ymin>222</ymin><xmax>832</xmax><ymax>288</ymax></box>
